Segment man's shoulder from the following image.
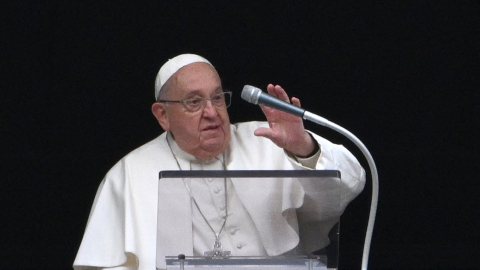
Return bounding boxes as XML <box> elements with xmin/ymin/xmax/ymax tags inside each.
<box><xmin>104</xmin><ymin>133</ymin><xmax>167</xmax><ymax>172</ymax></box>
<box><xmin>122</xmin><ymin>133</ymin><xmax>167</xmax><ymax>161</ymax></box>
<box><xmin>103</xmin><ymin>133</ymin><xmax>168</xmax><ymax>178</ymax></box>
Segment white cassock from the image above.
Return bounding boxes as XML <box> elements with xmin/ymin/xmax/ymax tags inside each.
<box><xmin>73</xmin><ymin>121</ymin><xmax>365</xmax><ymax>270</ymax></box>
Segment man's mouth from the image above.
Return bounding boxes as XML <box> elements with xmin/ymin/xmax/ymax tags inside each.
<box><xmin>202</xmin><ymin>125</ymin><xmax>220</xmax><ymax>131</ymax></box>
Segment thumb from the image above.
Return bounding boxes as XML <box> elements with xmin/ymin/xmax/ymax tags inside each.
<box><xmin>254</xmin><ymin>127</ymin><xmax>276</xmax><ymax>140</ymax></box>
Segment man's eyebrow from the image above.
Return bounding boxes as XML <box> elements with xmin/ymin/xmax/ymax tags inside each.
<box><xmin>184</xmin><ymin>87</ymin><xmax>223</xmax><ymax>98</ymax></box>
<box><xmin>184</xmin><ymin>90</ymin><xmax>202</xmax><ymax>98</ymax></box>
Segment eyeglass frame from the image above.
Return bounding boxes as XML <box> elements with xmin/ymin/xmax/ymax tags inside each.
<box><xmin>156</xmin><ymin>91</ymin><xmax>232</xmax><ymax>112</ymax></box>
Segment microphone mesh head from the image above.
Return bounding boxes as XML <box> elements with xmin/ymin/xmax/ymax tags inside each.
<box><xmin>241</xmin><ymin>85</ymin><xmax>261</xmax><ymax>104</ymax></box>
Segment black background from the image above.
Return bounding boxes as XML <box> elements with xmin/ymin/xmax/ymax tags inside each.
<box><xmin>2</xmin><ymin>1</ymin><xmax>480</xmax><ymax>269</ymax></box>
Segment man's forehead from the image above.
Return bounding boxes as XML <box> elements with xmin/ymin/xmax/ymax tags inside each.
<box><xmin>173</xmin><ymin>63</ymin><xmax>221</xmax><ymax>92</ymax></box>
<box><xmin>175</xmin><ymin>63</ymin><xmax>219</xmax><ymax>81</ymax></box>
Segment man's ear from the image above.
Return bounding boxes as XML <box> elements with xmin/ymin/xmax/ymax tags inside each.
<box><xmin>151</xmin><ymin>102</ymin><xmax>170</xmax><ymax>131</ymax></box>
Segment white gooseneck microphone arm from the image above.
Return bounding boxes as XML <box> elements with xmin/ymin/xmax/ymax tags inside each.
<box><xmin>303</xmin><ymin>111</ymin><xmax>378</xmax><ymax>270</ymax></box>
<box><xmin>241</xmin><ymin>85</ymin><xmax>378</xmax><ymax>270</ymax></box>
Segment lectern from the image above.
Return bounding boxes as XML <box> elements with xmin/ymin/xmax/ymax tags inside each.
<box><xmin>157</xmin><ymin>170</ymin><xmax>341</xmax><ymax>270</ymax></box>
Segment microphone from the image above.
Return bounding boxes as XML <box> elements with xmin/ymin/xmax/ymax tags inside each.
<box><xmin>241</xmin><ymin>85</ymin><xmax>331</xmax><ymax>127</ymax></box>
<box><xmin>241</xmin><ymin>85</ymin><xmax>305</xmax><ymax>117</ymax></box>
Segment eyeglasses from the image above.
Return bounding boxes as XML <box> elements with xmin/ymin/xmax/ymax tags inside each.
<box><xmin>157</xmin><ymin>91</ymin><xmax>232</xmax><ymax>112</ymax></box>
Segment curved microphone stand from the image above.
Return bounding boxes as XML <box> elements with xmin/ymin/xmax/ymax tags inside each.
<box><xmin>303</xmin><ymin>112</ymin><xmax>378</xmax><ymax>270</ymax></box>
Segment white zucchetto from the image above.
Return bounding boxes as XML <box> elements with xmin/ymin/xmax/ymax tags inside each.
<box><xmin>154</xmin><ymin>54</ymin><xmax>213</xmax><ymax>99</ymax></box>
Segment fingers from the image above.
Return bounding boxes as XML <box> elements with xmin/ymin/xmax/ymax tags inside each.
<box><xmin>267</xmin><ymin>84</ymin><xmax>290</xmax><ymax>103</ymax></box>
<box><xmin>253</xmin><ymin>127</ymin><xmax>275</xmax><ymax>140</ymax></box>
<box><xmin>267</xmin><ymin>84</ymin><xmax>302</xmax><ymax>108</ymax></box>
<box><xmin>291</xmin><ymin>97</ymin><xmax>301</xmax><ymax>107</ymax></box>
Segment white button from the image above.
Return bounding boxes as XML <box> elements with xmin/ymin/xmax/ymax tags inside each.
<box><xmin>236</xmin><ymin>244</ymin><xmax>243</xmax><ymax>249</ymax></box>
<box><xmin>219</xmin><ymin>205</ymin><xmax>226</xmax><ymax>210</ymax></box>
<box><xmin>230</xmin><ymin>228</ymin><xmax>238</xmax><ymax>235</ymax></box>
<box><xmin>214</xmin><ymin>188</ymin><xmax>221</xmax><ymax>194</ymax></box>
<box><xmin>207</xmin><ymin>178</ymin><xmax>214</xmax><ymax>182</ymax></box>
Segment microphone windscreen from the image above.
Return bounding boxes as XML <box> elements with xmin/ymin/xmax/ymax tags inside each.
<box><xmin>241</xmin><ymin>85</ymin><xmax>261</xmax><ymax>104</ymax></box>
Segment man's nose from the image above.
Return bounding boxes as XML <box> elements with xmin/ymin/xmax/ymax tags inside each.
<box><xmin>202</xmin><ymin>100</ymin><xmax>218</xmax><ymax>117</ymax></box>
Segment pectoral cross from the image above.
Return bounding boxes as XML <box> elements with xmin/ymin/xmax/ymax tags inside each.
<box><xmin>203</xmin><ymin>235</ymin><xmax>231</xmax><ymax>258</ymax></box>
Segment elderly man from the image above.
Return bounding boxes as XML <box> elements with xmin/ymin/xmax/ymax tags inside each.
<box><xmin>73</xmin><ymin>54</ymin><xmax>365</xmax><ymax>270</ymax></box>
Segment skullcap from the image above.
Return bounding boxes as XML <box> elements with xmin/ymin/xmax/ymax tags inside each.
<box><xmin>154</xmin><ymin>54</ymin><xmax>213</xmax><ymax>99</ymax></box>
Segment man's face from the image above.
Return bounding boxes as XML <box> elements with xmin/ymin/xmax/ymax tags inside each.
<box><xmin>156</xmin><ymin>63</ymin><xmax>231</xmax><ymax>159</ymax></box>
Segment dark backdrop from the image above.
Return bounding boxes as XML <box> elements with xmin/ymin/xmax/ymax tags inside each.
<box><xmin>2</xmin><ymin>1</ymin><xmax>479</xmax><ymax>269</ymax></box>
